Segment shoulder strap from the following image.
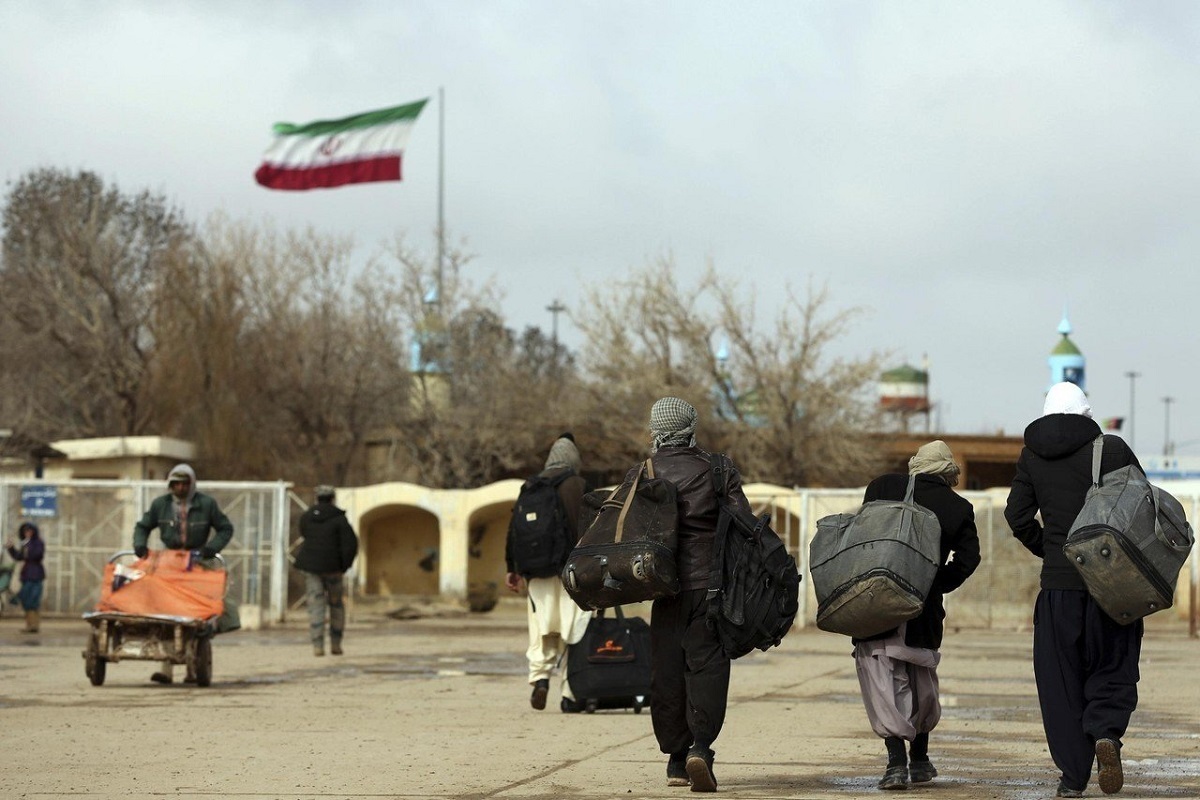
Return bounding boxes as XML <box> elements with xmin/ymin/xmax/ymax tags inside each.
<box><xmin>1090</xmin><ymin>435</ymin><xmax>1104</xmax><ymax>488</ymax></box>
<box><xmin>903</xmin><ymin>474</ymin><xmax>917</xmax><ymax>503</ymax></box>
<box><xmin>706</xmin><ymin>453</ymin><xmax>734</xmax><ymax>603</ymax></box>
<box><xmin>613</xmin><ymin>460</ymin><xmax>649</xmax><ymax>544</ymax></box>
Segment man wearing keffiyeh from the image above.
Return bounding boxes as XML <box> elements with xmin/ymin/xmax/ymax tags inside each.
<box><xmin>640</xmin><ymin>397</ymin><xmax>751</xmax><ymax>792</ymax></box>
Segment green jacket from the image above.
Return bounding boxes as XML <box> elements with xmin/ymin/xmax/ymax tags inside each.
<box><xmin>133</xmin><ymin>491</ymin><xmax>234</xmax><ymax>553</ymax></box>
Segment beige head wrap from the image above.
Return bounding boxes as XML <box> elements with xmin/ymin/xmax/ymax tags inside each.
<box><xmin>908</xmin><ymin>440</ymin><xmax>961</xmax><ymax>487</ymax></box>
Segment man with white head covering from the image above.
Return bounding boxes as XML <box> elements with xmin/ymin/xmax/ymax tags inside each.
<box><xmin>1006</xmin><ymin>382</ymin><xmax>1143</xmax><ymax>797</ymax></box>
<box><xmin>852</xmin><ymin>440</ymin><xmax>980</xmax><ymax>790</ymax></box>
<box><xmin>505</xmin><ymin>434</ymin><xmax>591</xmax><ymax>712</ymax></box>
<box><xmin>640</xmin><ymin>397</ymin><xmax>752</xmax><ymax>792</ymax></box>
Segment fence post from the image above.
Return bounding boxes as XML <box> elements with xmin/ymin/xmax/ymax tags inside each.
<box><xmin>269</xmin><ymin>481</ymin><xmax>289</xmax><ymax>624</ymax></box>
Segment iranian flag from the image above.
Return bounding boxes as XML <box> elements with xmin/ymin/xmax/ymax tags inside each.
<box><xmin>255</xmin><ymin>98</ymin><xmax>428</xmax><ymax>191</ymax></box>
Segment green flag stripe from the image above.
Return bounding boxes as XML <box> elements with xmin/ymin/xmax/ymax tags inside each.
<box><xmin>272</xmin><ymin>98</ymin><xmax>429</xmax><ymax>137</ymax></box>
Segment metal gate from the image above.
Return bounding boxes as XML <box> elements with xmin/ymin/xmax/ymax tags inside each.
<box><xmin>0</xmin><ymin>479</ymin><xmax>291</xmax><ymax>623</ymax></box>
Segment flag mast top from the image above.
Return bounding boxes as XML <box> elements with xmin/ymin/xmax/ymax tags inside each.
<box><xmin>436</xmin><ymin>86</ymin><xmax>445</xmax><ymax>315</ymax></box>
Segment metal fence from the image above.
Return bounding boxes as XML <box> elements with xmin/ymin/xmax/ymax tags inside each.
<box><xmin>746</xmin><ymin>487</ymin><xmax>1200</xmax><ymax>631</ymax></box>
<box><xmin>0</xmin><ymin>479</ymin><xmax>291</xmax><ymax>622</ymax></box>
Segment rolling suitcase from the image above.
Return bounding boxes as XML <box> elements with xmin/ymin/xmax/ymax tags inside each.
<box><xmin>566</xmin><ymin>606</ymin><xmax>652</xmax><ymax>713</ymax></box>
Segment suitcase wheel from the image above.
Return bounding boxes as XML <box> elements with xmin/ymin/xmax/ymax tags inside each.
<box><xmin>585</xmin><ymin>699</ymin><xmax>598</xmax><ymax>714</ymax></box>
<box><xmin>633</xmin><ymin>699</ymin><xmax>643</xmax><ymax>714</ymax></box>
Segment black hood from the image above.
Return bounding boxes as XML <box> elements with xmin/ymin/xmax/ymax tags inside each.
<box><xmin>310</xmin><ymin>503</ymin><xmax>345</xmax><ymax>521</ymax></box>
<box><xmin>1023</xmin><ymin>413</ymin><xmax>1102</xmax><ymax>460</ymax></box>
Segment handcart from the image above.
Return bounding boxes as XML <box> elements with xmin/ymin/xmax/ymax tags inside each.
<box><xmin>82</xmin><ymin>550</ymin><xmax>226</xmax><ymax>687</ymax></box>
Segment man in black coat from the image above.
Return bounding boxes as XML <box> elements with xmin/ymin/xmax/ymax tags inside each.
<box><xmin>854</xmin><ymin>440</ymin><xmax>980</xmax><ymax>790</ymax></box>
<box><xmin>295</xmin><ymin>486</ymin><xmax>359</xmax><ymax>656</ymax></box>
<box><xmin>1005</xmin><ymin>382</ymin><xmax>1141</xmax><ymax>798</ymax></box>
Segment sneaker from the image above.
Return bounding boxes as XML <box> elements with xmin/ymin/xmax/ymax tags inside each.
<box><xmin>1056</xmin><ymin>780</ymin><xmax>1084</xmax><ymax>798</ymax></box>
<box><xmin>878</xmin><ymin>765</ymin><xmax>908</xmax><ymax>791</ymax></box>
<box><xmin>1095</xmin><ymin>738</ymin><xmax>1124</xmax><ymax>794</ymax></box>
<box><xmin>667</xmin><ymin>752</ymin><xmax>689</xmax><ymax>787</ymax></box>
<box><xmin>530</xmin><ymin>679</ymin><xmax>549</xmax><ymax>710</ymax></box>
<box><xmin>150</xmin><ymin>672</ymin><xmax>173</xmax><ymax>685</ymax></box>
<box><xmin>331</xmin><ymin>642</ymin><xmax>343</xmax><ymax>656</ymax></box>
<box><xmin>313</xmin><ymin>644</ymin><xmax>325</xmax><ymax>657</ymax></box>
<box><xmin>908</xmin><ymin>760</ymin><xmax>937</xmax><ymax>783</ymax></box>
<box><xmin>685</xmin><ymin>746</ymin><xmax>717</xmax><ymax>793</ymax></box>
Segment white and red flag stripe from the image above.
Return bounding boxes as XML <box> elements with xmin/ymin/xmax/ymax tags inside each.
<box><xmin>255</xmin><ymin>98</ymin><xmax>428</xmax><ymax>190</ymax></box>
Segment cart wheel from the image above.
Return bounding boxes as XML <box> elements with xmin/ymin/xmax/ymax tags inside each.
<box><xmin>585</xmin><ymin>699</ymin><xmax>597</xmax><ymax>714</ymax></box>
<box><xmin>84</xmin><ymin>633</ymin><xmax>106</xmax><ymax>687</ymax></box>
<box><xmin>193</xmin><ymin>636</ymin><xmax>212</xmax><ymax>687</ymax></box>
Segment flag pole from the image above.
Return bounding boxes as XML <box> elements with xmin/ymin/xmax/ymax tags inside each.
<box><xmin>436</xmin><ymin>86</ymin><xmax>445</xmax><ymax>314</ymax></box>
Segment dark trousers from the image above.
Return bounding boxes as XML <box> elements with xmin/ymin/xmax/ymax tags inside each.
<box><xmin>651</xmin><ymin>589</ymin><xmax>731</xmax><ymax>755</ymax></box>
<box><xmin>1033</xmin><ymin>589</ymin><xmax>1142</xmax><ymax>791</ymax></box>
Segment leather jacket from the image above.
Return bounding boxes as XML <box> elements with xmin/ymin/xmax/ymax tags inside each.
<box><xmin>643</xmin><ymin>446</ymin><xmax>751</xmax><ymax>591</ymax></box>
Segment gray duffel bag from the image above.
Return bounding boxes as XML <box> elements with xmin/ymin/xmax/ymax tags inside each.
<box><xmin>810</xmin><ymin>475</ymin><xmax>942</xmax><ymax>638</ymax></box>
<box><xmin>1064</xmin><ymin>436</ymin><xmax>1194</xmax><ymax>624</ymax></box>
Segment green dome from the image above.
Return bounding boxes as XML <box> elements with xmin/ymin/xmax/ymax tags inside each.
<box><xmin>1051</xmin><ymin>335</ymin><xmax>1081</xmax><ymax>356</ymax></box>
<box><xmin>880</xmin><ymin>364</ymin><xmax>928</xmax><ymax>383</ymax></box>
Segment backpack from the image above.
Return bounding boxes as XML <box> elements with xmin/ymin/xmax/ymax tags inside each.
<box><xmin>1064</xmin><ymin>436</ymin><xmax>1194</xmax><ymax>624</ymax></box>
<box><xmin>810</xmin><ymin>475</ymin><xmax>942</xmax><ymax>638</ymax></box>
<box><xmin>508</xmin><ymin>471</ymin><xmax>574</xmax><ymax>578</ymax></box>
<box><xmin>561</xmin><ymin>459</ymin><xmax>679</xmax><ymax>610</ymax></box>
<box><xmin>706</xmin><ymin>454</ymin><xmax>801</xmax><ymax>659</ymax></box>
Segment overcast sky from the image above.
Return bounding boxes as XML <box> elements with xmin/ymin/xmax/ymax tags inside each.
<box><xmin>2</xmin><ymin>1</ymin><xmax>1197</xmax><ymax>458</ymax></box>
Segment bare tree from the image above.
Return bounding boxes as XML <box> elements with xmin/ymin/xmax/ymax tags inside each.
<box><xmin>574</xmin><ymin>256</ymin><xmax>886</xmax><ymax>486</ymax></box>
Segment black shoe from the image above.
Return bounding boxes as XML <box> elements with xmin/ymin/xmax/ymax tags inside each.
<box><xmin>878</xmin><ymin>765</ymin><xmax>908</xmax><ymax>790</ymax></box>
<box><xmin>686</xmin><ymin>746</ymin><xmax>716</xmax><ymax>793</ymax></box>
<box><xmin>150</xmin><ymin>672</ymin><xmax>173</xmax><ymax>685</ymax></box>
<box><xmin>1096</xmin><ymin>738</ymin><xmax>1124</xmax><ymax>794</ymax></box>
<box><xmin>530</xmin><ymin>679</ymin><xmax>549</xmax><ymax>710</ymax></box>
<box><xmin>908</xmin><ymin>760</ymin><xmax>937</xmax><ymax>783</ymax></box>
<box><xmin>1056</xmin><ymin>780</ymin><xmax>1084</xmax><ymax>798</ymax></box>
<box><xmin>560</xmin><ymin>697</ymin><xmax>584</xmax><ymax>714</ymax></box>
<box><xmin>667</xmin><ymin>751</ymin><xmax>689</xmax><ymax>787</ymax></box>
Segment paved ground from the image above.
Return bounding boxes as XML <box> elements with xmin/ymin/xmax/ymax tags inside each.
<box><xmin>2</xmin><ymin>601</ymin><xmax>1198</xmax><ymax>799</ymax></box>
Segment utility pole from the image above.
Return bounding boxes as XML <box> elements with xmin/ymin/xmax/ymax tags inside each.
<box><xmin>1162</xmin><ymin>396</ymin><xmax>1175</xmax><ymax>457</ymax></box>
<box><xmin>1124</xmin><ymin>371</ymin><xmax>1140</xmax><ymax>450</ymax></box>
<box><xmin>546</xmin><ymin>299</ymin><xmax>567</xmax><ymax>347</ymax></box>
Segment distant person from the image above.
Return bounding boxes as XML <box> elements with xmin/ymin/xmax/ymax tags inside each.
<box><xmin>6</xmin><ymin>522</ymin><xmax>46</xmax><ymax>634</ymax></box>
<box><xmin>294</xmin><ymin>485</ymin><xmax>359</xmax><ymax>656</ymax></box>
<box><xmin>1005</xmin><ymin>382</ymin><xmax>1142</xmax><ymax>797</ymax></box>
<box><xmin>133</xmin><ymin>463</ymin><xmax>239</xmax><ymax>683</ymax></box>
<box><xmin>853</xmin><ymin>441</ymin><xmax>981</xmax><ymax>790</ymax></box>
<box><xmin>639</xmin><ymin>397</ymin><xmax>752</xmax><ymax>792</ymax></box>
<box><xmin>505</xmin><ymin>434</ymin><xmax>591</xmax><ymax>712</ymax></box>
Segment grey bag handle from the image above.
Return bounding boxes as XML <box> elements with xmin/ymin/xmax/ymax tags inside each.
<box><xmin>899</xmin><ymin>474</ymin><xmax>917</xmax><ymax>534</ymax></box>
<box><xmin>1092</xmin><ymin>434</ymin><xmax>1189</xmax><ymax>552</ymax></box>
<box><xmin>1090</xmin><ymin>436</ymin><xmax>1104</xmax><ymax>487</ymax></box>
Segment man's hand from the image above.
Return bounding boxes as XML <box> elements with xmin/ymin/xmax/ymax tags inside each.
<box><xmin>505</xmin><ymin>572</ymin><xmax>524</xmax><ymax>593</ymax></box>
<box><xmin>199</xmin><ymin>546</ymin><xmax>219</xmax><ymax>560</ymax></box>
<box><xmin>134</xmin><ymin>544</ymin><xmax>149</xmax><ymax>559</ymax></box>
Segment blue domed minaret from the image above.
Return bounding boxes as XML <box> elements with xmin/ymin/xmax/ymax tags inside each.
<box><xmin>1048</xmin><ymin>310</ymin><xmax>1085</xmax><ymax>390</ymax></box>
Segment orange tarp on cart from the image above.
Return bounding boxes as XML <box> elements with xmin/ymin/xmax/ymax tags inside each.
<box><xmin>95</xmin><ymin>549</ymin><xmax>225</xmax><ymax>620</ymax></box>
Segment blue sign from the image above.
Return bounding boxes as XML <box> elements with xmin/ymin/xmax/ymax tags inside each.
<box><xmin>20</xmin><ymin>485</ymin><xmax>57</xmax><ymax>518</ymax></box>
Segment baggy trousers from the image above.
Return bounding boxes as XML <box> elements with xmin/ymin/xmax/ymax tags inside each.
<box><xmin>305</xmin><ymin>572</ymin><xmax>346</xmax><ymax>646</ymax></box>
<box><xmin>651</xmin><ymin>588</ymin><xmax>731</xmax><ymax>755</ymax></box>
<box><xmin>526</xmin><ymin>576</ymin><xmax>591</xmax><ymax>699</ymax></box>
<box><xmin>854</xmin><ymin>625</ymin><xmax>942</xmax><ymax>740</ymax></box>
<box><xmin>1034</xmin><ymin>589</ymin><xmax>1142</xmax><ymax>791</ymax></box>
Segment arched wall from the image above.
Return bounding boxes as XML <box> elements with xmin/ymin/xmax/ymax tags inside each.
<box><xmin>467</xmin><ymin>500</ymin><xmax>516</xmax><ymax>602</ymax></box>
<box><xmin>360</xmin><ymin>504</ymin><xmax>441</xmax><ymax>596</ymax></box>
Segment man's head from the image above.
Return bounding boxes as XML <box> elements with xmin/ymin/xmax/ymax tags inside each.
<box><xmin>544</xmin><ymin>437</ymin><xmax>581</xmax><ymax>473</ymax></box>
<box><xmin>649</xmin><ymin>397</ymin><xmax>698</xmax><ymax>452</ymax></box>
<box><xmin>908</xmin><ymin>440</ymin><xmax>961</xmax><ymax>487</ymax></box>
<box><xmin>315</xmin><ymin>485</ymin><xmax>336</xmax><ymax>503</ymax></box>
<box><xmin>1043</xmin><ymin>381</ymin><xmax>1092</xmax><ymax>418</ymax></box>
<box><xmin>166</xmin><ymin>464</ymin><xmax>196</xmax><ymax>500</ymax></box>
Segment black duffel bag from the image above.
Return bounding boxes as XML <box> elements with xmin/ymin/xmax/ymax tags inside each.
<box><xmin>561</xmin><ymin>458</ymin><xmax>679</xmax><ymax>610</ymax></box>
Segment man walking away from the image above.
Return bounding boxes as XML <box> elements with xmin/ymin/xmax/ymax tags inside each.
<box><xmin>1005</xmin><ymin>382</ymin><xmax>1142</xmax><ymax>797</ymax></box>
<box><xmin>853</xmin><ymin>441</ymin><xmax>981</xmax><ymax>790</ymax></box>
<box><xmin>295</xmin><ymin>485</ymin><xmax>359</xmax><ymax>656</ymax></box>
<box><xmin>505</xmin><ymin>434</ymin><xmax>591</xmax><ymax>712</ymax></box>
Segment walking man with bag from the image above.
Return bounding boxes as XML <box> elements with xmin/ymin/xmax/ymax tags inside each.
<box><xmin>505</xmin><ymin>434</ymin><xmax>591</xmax><ymax>711</ymax></box>
<box><xmin>640</xmin><ymin>397</ymin><xmax>751</xmax><ymax>792</ymax></box>
<box><xmin>1005</xmin><ymin>382</ymin><xmax>1142</xmax><ymax>797</ymax></box>
<box><xmin>295</xmin><ymin>485</ymin><xmax>359</xmax><ymax>656</ymax></box>
<box><xmin>853</xmin><ymin>441</ymin><xmax>980</xmax><ymax>790</ymax></box>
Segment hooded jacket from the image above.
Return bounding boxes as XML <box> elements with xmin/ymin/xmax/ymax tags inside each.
<box><xmin>1005</xmin><ymin>414</ymin><xmax>1140</xmax><ymax>590</ymax></box>
<box><xmin>295</xmin><ymin>501</ymin><xmax>359</xmax><ymax>574</ymax></box>
<box><xmin>7</xmin><ymin>524</ymin><xmax>45</xmax><ymax>583</ymax></box>
<box><xmin>133</xmin><ymin>464</ymin><xmax>235</xmax><ymax>554</ymax></box>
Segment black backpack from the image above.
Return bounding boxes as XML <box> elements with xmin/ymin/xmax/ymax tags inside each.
<box><xmin>706</xmin><ymin>454</ymin><xmax>801</xmax><ymax>659</ymax></box>
<box><xmin>509</xmin><ymin>471</ymin><xmax>574</xmax><ymax>578</ymax></box>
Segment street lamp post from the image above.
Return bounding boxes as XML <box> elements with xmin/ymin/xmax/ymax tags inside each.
<box><xmin>1124</xmin><ymin>371</ymin><xmax>1140</xmax><ymax>450</ymax></box>
<box><xmin>546</xmin><ymin>299</ymin><xmax>567</xmax><ymax>347</ymax></box>
<box><xmin>1162</xmin><ymin>396</ymin><xmax>1175</xmax><ymax>457</ymax></box>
